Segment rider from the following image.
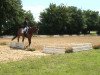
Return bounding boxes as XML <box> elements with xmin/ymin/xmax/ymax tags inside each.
<box><xmin>23</xmin><ymin>17</ymin><xmax>30</xmax><ymax>34</ymax></box>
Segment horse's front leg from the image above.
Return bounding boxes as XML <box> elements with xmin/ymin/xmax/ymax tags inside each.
<box><xmin>28</xmin><ymin>37</ymin><xmax>31</xmax><ymax>47</ymax></box>
<box><xmin>17</xmin><ymin>36</ymin><xmax>20</xmax><ymax>42</ymax></box>
<box><xmin>22</xmin><ymin>36</ymin><xmax>25</xmax><ymax>42</ymax></box>
<box><xmin>25</xmin><ymin>37</ymin><xmax>31</xmax><ymax>48</ymax></box>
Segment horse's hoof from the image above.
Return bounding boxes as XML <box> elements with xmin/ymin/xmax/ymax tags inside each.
<box><xmin>25</xmin><ymin>45</ymin><xmax>28</xmax><ymax>48</ymax></box>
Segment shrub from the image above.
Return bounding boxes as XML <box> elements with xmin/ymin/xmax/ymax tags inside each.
<box><xmin>0</xmin><ymin>42</ymin><xmax>7</xmax><ymax>45</ymax></box>
<box><xmin>93</xmin><ymin>44</ymin><xmax>100</xmax><ymax>49</ymax></box>
<box><xmin>65</xmin><ymin>47</ymin><xmax>73</xmax><ymax>53</ymax></box>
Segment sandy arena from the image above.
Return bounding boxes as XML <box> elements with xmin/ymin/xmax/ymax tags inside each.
<box><xmin>0</xmin><ymin>35</ymin><xmax>100</xmax><ymax>62</ymax></box>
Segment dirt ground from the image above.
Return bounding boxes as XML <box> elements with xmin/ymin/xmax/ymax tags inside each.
<box><xmin>0</xmin><ymin>35</ymin><xmax>100</xmax><ymax>62</ymax></box>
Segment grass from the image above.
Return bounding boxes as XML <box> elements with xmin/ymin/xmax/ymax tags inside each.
<box><xmin>90</xmin><ymin>31</ymin><xmax>97</xmax><ymax>35</ymax></box>
<box><xmin>0</xmin><ymin>50</ymin><xmax>100</xmax><ymax>75</ymax></box>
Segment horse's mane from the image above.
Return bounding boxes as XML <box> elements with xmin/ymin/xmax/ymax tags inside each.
<box><xmin>28</xmin><ymin>26</ymin><xmax>39</xmax><ymax>34</ymax></box>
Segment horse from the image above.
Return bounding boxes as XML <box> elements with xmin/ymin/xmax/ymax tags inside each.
<box><xmin>12</xmin><ymin>26</ymin><xmax>39</xmax><ymax>47</ymax></box>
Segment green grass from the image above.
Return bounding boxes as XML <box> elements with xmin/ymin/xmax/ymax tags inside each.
<box><xmin>0</xmin><ymin>50</ymin><xmax>100</xmax><ymax>75</ymax></box>
<box><xmin>90</xmin><ymin>31</ymin><xmax>97</xmax><ymax>35</ymax></box>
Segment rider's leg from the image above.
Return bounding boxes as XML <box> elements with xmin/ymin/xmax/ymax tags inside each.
<box><xmin>23</xmin><ymin>27</ymin><xmax>27</xmax><ymax>32</ymax></box>
<box><xmin>25</xmin><ymin>26</ymin><xmax>29</xmax><ymax>34</ymax></box>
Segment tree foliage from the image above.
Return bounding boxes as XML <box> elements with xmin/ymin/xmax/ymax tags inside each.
<box><xmin>39</xmin><ymin>4</ymin><xmax>83</xmax><ymax>35</ymax></box>
<box><xmin>0</xmin><ymin>0</ymin><xmax>35</xmax><ymax>35</ymax></box>
<box><xmin>82</xmin><ymin>10</ymin><xmax>99</xmax><ymax>34</ymax></box>
<box><xmin>0</xmin><ymin>1</ymin><xmax>100</xmax><ymax>35</ymax></box>
<box><xmin>24</xmin><ymin>10</ymin><xmax>35</xmax><ymax>24</ymax></box>
<box><xmin>39</xmin><ymin>3</ymin><xmax>100</xmax><ymax>35</ymax></box>
<box><xmin>96</xmin><ymin>16</ymin><xmax>100</xmax><ymax>35</ymax></box>
<box><xmin>0</xmin><ymin>0</ymin><xmax>23</xmax><ymax>35</ymax></box>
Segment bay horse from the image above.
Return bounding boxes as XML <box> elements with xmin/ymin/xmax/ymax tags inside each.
<box><xmin>12</xmin><ymin>26</ymin><xmax>39</xmax><ymax>47</ymax></box>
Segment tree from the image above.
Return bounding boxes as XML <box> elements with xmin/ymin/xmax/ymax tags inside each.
<box><xmin>96</xmin><ymin>16</ymin><xmax>100</xmax><ymax>35</ymax></box>
<box><xmin>0</xmin><ymin>0</ymin><xmax>36</xmax><ymax>35</ymax></box>
<box><xmin>39</xmin><ymin>3</ymin><xmax>58</xmax><ymax>34</ymax></box>
<box><xmin>0</xmin><ymin>0</ymin><xmax>24</xmax><ymax>35</ymax></box>
<box><xmin>65</xmin><ymin>6</ymin><xmax>83</xmax><ymax>34</ymax></box>
<box><xmin>39</xmin><ymin>3</ymin><xmax>83</xmax><ymax>35</ymax></box>
<box><xmin>82</xmin><ymin>10</ymin><xmax>99</xmax><ymax>34</ymax></box>
<box><xmin>24</xmin><ymin>10</ymin><xmax>36</xmax><ymax>26</ymax></box>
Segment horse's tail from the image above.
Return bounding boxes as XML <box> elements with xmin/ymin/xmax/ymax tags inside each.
<box><xmin>12</xmin><ymin>35</ymin><xmax>17</xmax><ymax>41</ymax></box>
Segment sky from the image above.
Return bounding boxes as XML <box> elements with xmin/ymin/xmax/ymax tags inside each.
<box><xmin>22</xmin><ymin>0</ymin><xmax>100</xmax><ymax>22</ymax></box>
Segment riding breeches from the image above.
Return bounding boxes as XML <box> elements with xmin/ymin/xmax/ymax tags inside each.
<box><xmin>22</xmin><ymin>26</ymin><xmax>29</xmax><ymax>33</ymax></box>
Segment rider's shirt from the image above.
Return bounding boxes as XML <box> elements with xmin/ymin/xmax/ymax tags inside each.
<box><xmin>23</xmin><ymin>20</ymin><xmax>29</xmax><ymax>27</ymax></box>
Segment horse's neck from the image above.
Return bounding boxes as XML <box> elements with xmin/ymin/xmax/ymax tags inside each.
<box><xmin>28</xmin><ymin>27</ymin><xmax>35</xmax><ymax>34</ymax></box>
<box><xmin>30</xmin><ymin>26</ymin><xmax>37</xmax><ymax>30</ymax></box>
<box><xmin>32</xmin><ymin>27</ymin><xmax>37</xmax><ymax>31</ymax></box>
